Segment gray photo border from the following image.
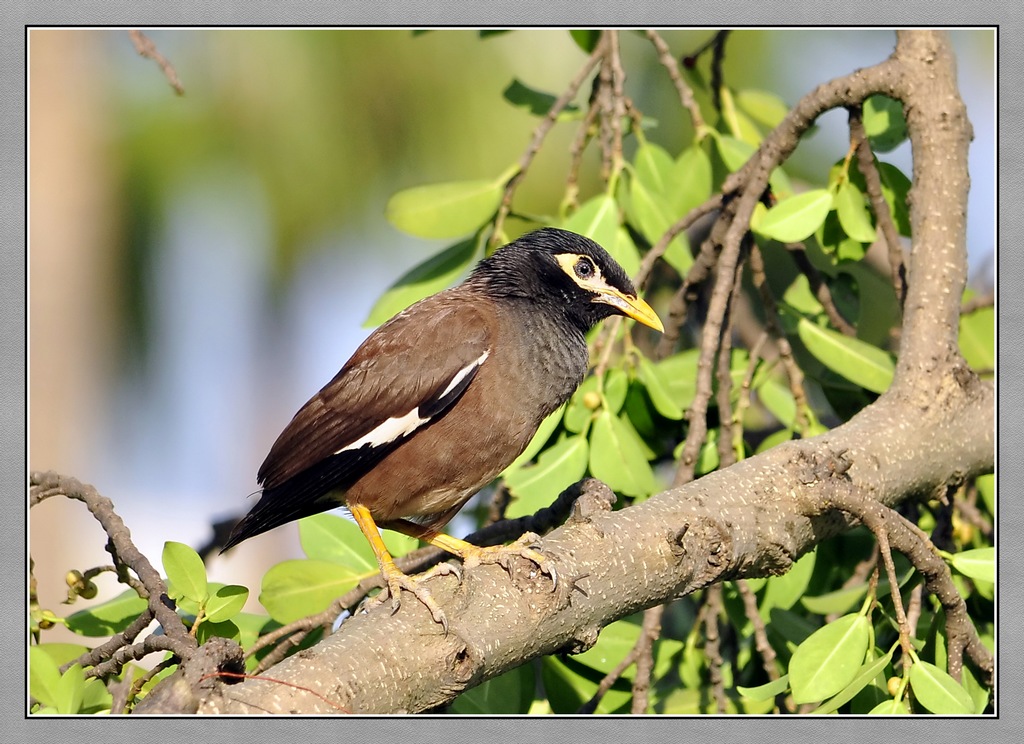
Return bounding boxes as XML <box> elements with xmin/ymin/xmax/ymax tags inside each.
<box><xmin>8</xmin><ymin>3</ymin><xmax>1018</xmax><ymax>743</ymax></box>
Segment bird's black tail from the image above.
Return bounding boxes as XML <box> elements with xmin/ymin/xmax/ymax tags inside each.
<box><xmin>220</xmin><ymin>466</ymin><xmax>348</xmax><ymax>552</ymax></box>
<box><xmin>222</xmin><ymin>444</ymin><xmax>400</xmax><ymax>552</ymax></box>
<box><xmin>220</xmin><ymin>491</ymin><xmax>332</xmax><ymax>552</ymax></box>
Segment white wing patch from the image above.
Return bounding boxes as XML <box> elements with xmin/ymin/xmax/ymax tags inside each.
<box><xmin>337</xmin><ymin>406</ymin><xmax>430</xmax><ymax>454</ymax></box>
<box><xmin>335</xmin><ymin>350</ymin><xmax>489</xmax><ymax>454</ymax></box>
<box><xmin>439</xmin><ymin>349</ymin><xmax>489</xmax><ymax>397</ymax></box>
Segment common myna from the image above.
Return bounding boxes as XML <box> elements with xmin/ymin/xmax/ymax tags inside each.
<box><xmin>223</xmin><ymin>227</ymin><xmax>663</xmax><ymax>627</ymax></box>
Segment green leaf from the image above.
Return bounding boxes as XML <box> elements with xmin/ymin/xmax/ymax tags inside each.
<box><xmin>754</xmin><ymin>189</ymin><xmax>833</xmax><ymax>244</ymax></box>
<box><xmin>450</xmin><ymin>663</ymin><xmax>535</xmax><ymax>714</ymax></box>
<box><xmin>54</xmin><ymin>664</ymin><xmax>86</xmax><ymax>714</ymax></box>
<box><xmin>588</xmin><ymin>409</ymin><xmax>660</xmax><ymax>497</ymax></box>
<box><xmin>29</xmin><ymin>646</ymin><xmax>62</xmax><ymax>709</ymax></box>
<box><xmin>541</xmin><ymin>656</ymin><xmax>631</xmax><ymax>714</ymax></box>
<box><xmin>801</xmin><ymin>583</ymin><xmax>869</xmax><ymax>616</ymax></box>
<box><xmin>759</xmin><ymin>550</ymin><xmax>816</xmax><ymax>620</ymax></box>
<box><xmin>713</xmin><ymin>132</ymin><xmax>756</xmax><ymax>173</ymax></box>
<box><xmin>782</xmin><ymin>272</ymin><xmax>825</xmax><ymax>317</ymax></box>
<box><xmin>505</xmin><ymin>404</ymin><xmax>566</xmax><ymax>470</ymax></box>
<box><xmin>214</xmin><ymin>612</ymin><xmax>279</xmax><ymax>661</ymax></box>
<box><xmin>655</xmin><ymin>349</ymin><xmax>700</xmax><ymax>410</ymax></box>
<box><xmin>754</xmin><ymin>376</ymin><xmax>798</xmax><ymax>429</ymax></box>
<box><xmin>674</xmin><ymin>144</ymin><xmax>713</xmax><ymax>214</ymax></box>
<box><xmin>811</xmin><ymin>645</ymin><xmax>896</xmax><ymax>714</ymax></box>
<box><xmin>691</xmin><ymin>430</ymin><xmax>720</xmax><ymax>476</ymax></box>
<box><xmin>260</xmin><ymin>559</ymin><xmax>365</xmax><ymax>624</ymax></box>
<box><xmin>637</xmin><ymin>355</ymin><xmax>684</xmax><ymax>420</ymax></box>
<box><xmin>385</xmin><ymin>174</ymin><xmax>507</xmax><ymax>238</ymax></box>
<box><xmin>835</xmin><ymin>180</ymin><xmax>877</xmax><ymax>243</ymax></box>
<box><xmin>504</xmin><ymin>434</ymin><xmax>589</xmax><ymax>519</ymax></box>
<box><xmin>163</xmin><ymin>541</ymin><xmax>209</xmax><ymax>605</ymax></box>
<box><xmin>755</xmin><ymin>427</ymin><xmax>795</xmax><ymax>454</ymax></box>
<box><xmin>627</xmin><ymin>180</ymin><xmax>684</xmax><ymax>253</ymax></box>
<box><xmin>299</xmin><ymin>513</ymin><xmax>379</xmax><ymax>570</ymax></box>
<box><xmin>64</xmin><ymin>589</ymin><xmax>149</xmax><ymax>636</ymax></box>
<box><xmin>569</xmin><ymin>29</ymin><xmax>602</xmax><ymax>54</ymax></box>
<box><xmin>563</xmin><ymin>194</ymin><xmax>619</xmax><ymax>252</ymax></box>
<box><xmin>736</xmin><ymin>88</ymin><xmax>790</xmax><ymax>129</ymax></box>
<box><xmin>623</xmin><ymin>380</ymin><xmax>658</xmax><ymax>439</ymax></box>
<box><xmin>204</xmin><ymin>584</ymin><xmax>250</xmax><ymax>623</ymax></box>
<box><xmin>31</xmin><ymin>643</ymin><xmax>91</xmax><ymax>668</ymax></box>
<box><xmin>737</xmin><ymin>674</ymin><xmax>790</xmax><ymax>701</ymax></box>
<box><xmin>797</xmin><ymin>317</ymin><xmax>895</xmax><ymax>393</ymax></box>
<box><xmin>610</xmin><ymin>226</ymin><xmax>642</xmax><ymax>278</ymax></box>
<box><xmin>817</xmin><ymin>209</ymin><xmax>868</xmax><ymax>262</ymax></box>
<box><xmin>566</xmin><ymin>624</ymin><xmax>682</xmax><ymax>710</ymax></box>
<box><xmin>975</xmin><ymin>473</ymin><xmax>995</xmax><ymax>516</ymax></box>
<box><xmin>961</xmin><ymin>660</ymin><xmax>991</xmax><ymax>714</ymax></box>
<box><xmin>868</xmin><ymin>697</ymin><xmax>911</xmax><ymax>714</ymax></box>
<box><xmin>564</xmin><ymin>375</ymin><xmax>600</xmax><ymax>433</ymax></box>
<box><xmin>503</xmin><ymin>78</ymin><xmax>582</xmax><ymax>120</ymax></box>
<box><xmin>364</xmin><ymin>238</ymin><xmax>478</xmax><ymax>326</ymax></box>
<box><xmin>624</xmin><ymin>170</ymin><xmax>692</xmax><ymax>275</ymax></box>
<box><xmin>959</xmin><ymin>292</ymin><xmax>994</xmax><ymax>372</ymax></box>
<box><xmin>788</xmin><ymin>613</ymin><xmax>871</xmax><ymax>704</ymax></box>
<box><xmin>79</xmin><ymin>675</ymin><xmax>113</xmax><ymax>714</ymax></box>
<box><xmin>572</xmin><ymin>617</ymin><xmax>641</xmax><ymax>676</ymax></box>
<box><xmin>949</xmin><ymin>547</ymin><xmax>995</xmax><ymax>584</ymax></box>
<box><xmin>877</xmin><ymin>162</ymin><xmax>912</xmax><ymax>236</ymax></box>
<box><xmin>196</xmin><ymin>618</ymin><xmax>240</xmax><ymax>646</ymax></box>
<box><xmin>728</xmin><ymin>107</ymin><xmax>764</xmax><ymax>148</ymax></box>
<box><xmin>634</xmin><ymin>142</ymin><xmax>680</xmax><ymax>200</ymax></box>
<box><xmin>863</xmin><ymin>95</ymin><xmax>908</xmax><ymax>153</ymax></box>
<box><xmin>909</xmin><ymin>660</ymin><xmax>975</xmax><ymax>714</ymax></box>
<box><xmin>602</xmin><ymin>368</ymin><xmax>629</xmax><ymax>414</ymax></box>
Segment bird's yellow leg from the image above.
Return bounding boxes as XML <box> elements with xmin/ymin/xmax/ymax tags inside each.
<box><xmin>387</xmin><ymin>519</ymin><xmax>556</xmax><ymax>590</ymax></box>
<box><xmin>348</xmin><ymin>504</ymin><xmax>453</xmax><ymax>630</ymax></box>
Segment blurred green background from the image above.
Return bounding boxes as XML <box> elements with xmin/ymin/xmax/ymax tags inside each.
<box><xmin>28</xmin><ymin>28</ymin><xmax>994</xmax><ymax>609</ymax></box>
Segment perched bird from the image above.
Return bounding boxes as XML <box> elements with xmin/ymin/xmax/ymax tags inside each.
<box><xmin>223</xmin><ymin>227</ymin><xmax>663</xmax><ymax>627</ymax></box>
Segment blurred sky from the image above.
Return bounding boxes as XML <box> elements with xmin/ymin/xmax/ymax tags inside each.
<box><xmin>28</xmin><ymin>28</ymin><xmax>995</xmax><ymax>596</ymax></box>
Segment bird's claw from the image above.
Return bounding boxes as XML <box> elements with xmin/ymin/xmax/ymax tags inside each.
<box><xmin>465</xmin><ymin>533</ymin><xmax>557</xmax><ymax>591</ymax></box>
<box><xmin>365</xmin><ymin>563</ymin><xmax>453</xmax><ymax>633</ymax></box>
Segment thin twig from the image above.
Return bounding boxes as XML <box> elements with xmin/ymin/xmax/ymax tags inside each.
<box><xmin>128</xmin><ymin>29</ymin><xmax>185</xmax><ymax>95</ymax></box>
<box><xmin>30</xmin><ymin>471</ymin><xmax>197</xmax><ymax>675</ymax></box>
<box><xmin>715</xmin><ymin>252</ymin><xmax>746</xmax><ymax>468</ymax></box>
<box><xmin>672</xmin><ymin>219</ymin><xmax>744</xmax><ymax>486</ymax></box>
<box><xmin>849</xmin><ymin>106</ymin><xmax>907</xmax><ymax>309</ymax></box>
<box><xmin>960</xmin><ymin>291</ymin><xmax>994</xmax><ymax>315</ymax></box>
<box><xmin>491</xmin><ymin>39</ymin><xmax>605</xmax><ymax>248</ymax></box>
<box><xmin>701</xmin><ymin>585</ymin><xmax>729</xmax><ymax>712</ymax></box>
<box><xmin>630</xmin><ymin>605</ymin><xmax>664</xmax><ymax>714</ymax></box>
<box><xmin>747</xmin><ymin>243</ymin><xmax>814</xmax><ymax>433</ymax></box>
<box><xmin>563</xmin><ymin>99</ymin><xmax>601</xmax><ymax>213</ymax></box>
<box><xmin>784</xmin><ymin>241</ymin><xmax>857</xmax><ymax>337</ymax></box>
<box><xmin>644</xmin><ymin>29</ymin><xmax>706</xmax><ymax>134</ymax></box>
<box><xmin>732</xmin><ymin>331</ymin><xmax>769</xmax><ymax>456</ymax></box>
<box><xmin>634</xmin><ymin>193</ymin><xmax>725</xmax><ymax>291</ymax></box>
<box><xmin>736</xmin><ymin>579</ymin><xmax>793</xmax><ymax>712</ymax></box>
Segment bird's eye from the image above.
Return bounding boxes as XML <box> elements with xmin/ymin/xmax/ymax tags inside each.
<box><xmin>574</xmin><ymin>257</ymin><xmax>595</xmax><ymax>279</ymax></box>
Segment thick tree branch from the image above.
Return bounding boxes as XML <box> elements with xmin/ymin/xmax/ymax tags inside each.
<box><xmin>188</xmin><ymin>367</ymin><xmax>991</xmax><ymax>714</ymax></box>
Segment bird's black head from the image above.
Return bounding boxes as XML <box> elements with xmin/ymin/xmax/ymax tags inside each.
<box><xmin>468</xmin><ymin>228</ymin><xmax>663</xmax><ymax>334</ymax></box>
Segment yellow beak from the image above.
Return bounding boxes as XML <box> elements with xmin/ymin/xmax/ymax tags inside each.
<box><xmin>594</xmin><ymin>288</ymin><xmax>664</xmax><ymax>333</ymax></box>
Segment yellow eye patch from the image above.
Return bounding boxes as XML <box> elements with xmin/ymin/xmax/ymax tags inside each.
<box><xmin>555</xmin><ymin>253</ymin><xmax>608</xmax><ymax>290</ymax></box>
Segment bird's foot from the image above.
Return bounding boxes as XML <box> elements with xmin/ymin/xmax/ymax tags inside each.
<box><xmin>365</xmin><ymin>561</ymin><xmax>459</xmax><ymax>632</ymax></box>
<box><xmin>461</xmin><ymin>532</ymin><xmax>557</xmax><ymax>591</ymax></box>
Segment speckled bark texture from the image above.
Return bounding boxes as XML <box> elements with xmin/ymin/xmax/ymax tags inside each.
<box><xmin>146</xmin><ymin>30</ymin><xmax>992</xmax><ymax>715</ymax></box>
<box><xmin>191</xmin><ymin>376</ymin><xmax>991</xmax><ymax>714</ymax></box>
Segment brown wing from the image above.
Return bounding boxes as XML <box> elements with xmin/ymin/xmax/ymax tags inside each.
<box><xmin>256</xmin><ymin>291</ymin><xmax>493</xmax><ymax>489</ymax></box>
